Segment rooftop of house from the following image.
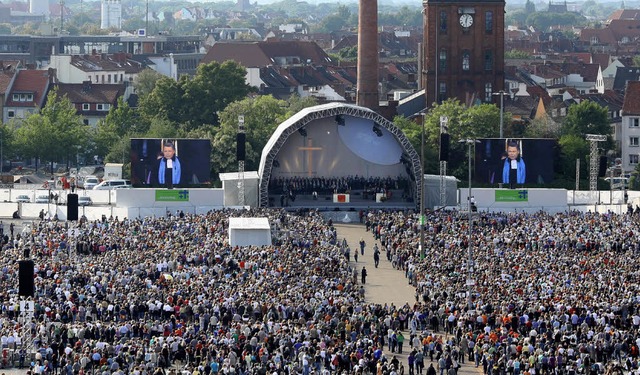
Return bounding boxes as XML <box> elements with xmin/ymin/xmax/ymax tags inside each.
<box><xmin>70</xmin><ymin>53</ymin><xmax>146</xmax><ymax>74</ymax></box>
<box><xmin>55</xmin><ymin>82</ymin><xmax>125</xmax><ymax>104</ymax></box>
<box><xmin>201</xmin><ymin>40</ymin><xmax>333</xmax><ymax>68</ymax></box>
<box><xmin>622</xmin><ymin>81</ymin><xmax>640</xmax><ymax>115</ymax></box>
<box><xmin>5</xmin><ymin>69</ymin><xmax>51</xmax><ymax>107</ymax></box>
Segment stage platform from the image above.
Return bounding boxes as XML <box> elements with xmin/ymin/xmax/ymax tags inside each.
<box><xmin>268</xmin><ymin>189</ymin><xmax>417</xmax><ymax>212</ymax></box>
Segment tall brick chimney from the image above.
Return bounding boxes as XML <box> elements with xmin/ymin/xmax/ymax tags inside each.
<box><xmin>356</xmin><ymin>0</ymin><xmax>379</xmax><ymax>111</ymax></box>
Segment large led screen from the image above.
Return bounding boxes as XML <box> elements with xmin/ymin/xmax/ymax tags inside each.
<box><xmin>130</xmin><ymin>138</ymin><xmax>211</xmax><ymax>188</ymax></box>
<box><xmin>475</xmin><ymin>138</ymin><xmax>557</xmax><ymax>186</ymax></box>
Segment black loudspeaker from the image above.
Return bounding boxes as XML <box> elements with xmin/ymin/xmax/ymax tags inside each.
<box><xmin>439</xmin><ymin>133</ymin><xmax>450</xmax><ymax>162</ymax></box>
<box><xmin>19</xmin><ymin>260</ymin><xmax>34</xmax><ymax>297</ymax></box>
<box><xmin>67</xmin><ymin>194</ymin><xmax>79</xmax><ymax>221</ymax></box>
<box><xmin>236</xmin><ymin>133</ymin><xmax>246</xmax><ymax>161</ymax></box>
<box><xmin>598</xmin><ymin>156</ymin><xmax>608</xmax><ymax>177</ymax></box>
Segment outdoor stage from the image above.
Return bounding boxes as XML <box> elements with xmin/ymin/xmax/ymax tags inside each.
<box><xmin>268</xmin><ymin>189</ymin><xmax>418</xmax><ymax>211</ymax></box>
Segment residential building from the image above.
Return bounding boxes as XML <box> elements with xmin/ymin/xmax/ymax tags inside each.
<box><xmin>3</xmin><ymin>69</ymin><xmax>52</xmax><ymax>123</ymax></box>
<box><xmin>621</xmin><ymin>81</ymin><xmax>640</xmax><ymax>171</ymax></box>
<box><xmin>56</xmin><ymin>81</ymin><xmax>126</xmax><ymax>126</ymax></box>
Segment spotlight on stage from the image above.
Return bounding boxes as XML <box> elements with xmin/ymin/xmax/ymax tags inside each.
<box><xmin>335</xmin><ymin>115</ymin><xmax>345</xmax><ymax>126</ymax></box>
<box><xmin>298</xmin><ymin>128</ymin><xmax>307</xmax><ymax>137</ymax></box>
<box><xmin>372</xmin><ymin>125</ymin><xmax>383</xmax><ymax>137</ymax></box>
<box><xmin>273</xmin><ymin>160</ymin><xmax>280</xmax><ymax>168</ymax></box>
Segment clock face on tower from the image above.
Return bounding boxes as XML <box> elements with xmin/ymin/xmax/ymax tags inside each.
<box><xmin>459</xmin><ymin>14</ymin><xmax>473</xmax><ymax>28</ymax></box>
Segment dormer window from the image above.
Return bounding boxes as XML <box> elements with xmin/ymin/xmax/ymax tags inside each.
<box><xmin>12</xmin><ymin>93</ymin><xmax>34</xmax><ymax>102</ymax></box>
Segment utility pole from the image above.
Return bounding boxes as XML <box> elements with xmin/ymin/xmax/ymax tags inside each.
<box><xmin>493</xmin><ymin>90</ymin><xmax>507</xmax><ymax>138</ymax></box>
<box><xmin>237</xmin><ymin>115</ymin><xmax>245</xmax><ymax>207</ymax></box>
<box><xmin>459</xmin><ymin>138</ymin><xmax>479</xmax><ymax>310</ymax></box>
<box><xmin>419</xmin><ymin>113</ymin><xmax>425</xmax><ymax>259</ymax></box>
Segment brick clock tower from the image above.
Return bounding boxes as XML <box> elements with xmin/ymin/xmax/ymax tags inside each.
<box><xmin>422</xmin><ymin>0</ymin><xmax>505</xmax><ymax>107</ymax></box>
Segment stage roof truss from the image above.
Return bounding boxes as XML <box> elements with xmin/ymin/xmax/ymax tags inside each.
<box><xmin>258</xmin><ymin>103</ymin><xmax>422</xmax><ymax>208</ymax></box>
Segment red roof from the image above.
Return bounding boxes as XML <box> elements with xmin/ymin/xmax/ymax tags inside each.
<box><xmin>608</xmin><ymin>9</ymin><xmax>640</xmax><ymax>22</ymax></box>
<box><xmin>622</xmin><ymin>81</ymin><xmax>640</xmax><ymax>115</ymax></box>
<box><xmin>201</xmin><ymin>40</ymin><xmax>332</xmax><ymax>68</ymax></box>
<box><xmin>5</xmin><ymin>69</ymin><xmax>51</xmax><ymax>108</ymax></box>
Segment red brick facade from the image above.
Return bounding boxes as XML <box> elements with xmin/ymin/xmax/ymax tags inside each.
<box><xmin>422</xmin><ymin>0</ymin><xmax>505</xmax><ymax>107</ymax></box>
<box><xmin>356</xmin><ymin>0</ymin><xmax>379</xmax><ymax>111</ymax></box>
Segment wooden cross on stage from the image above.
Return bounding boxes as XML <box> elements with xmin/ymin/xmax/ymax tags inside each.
<box><xmin>298</xmin><ymin>138</ymin><xmax>322</xmax><ymax>176</ymax></box>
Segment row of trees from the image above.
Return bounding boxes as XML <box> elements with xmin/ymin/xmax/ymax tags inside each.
<box><xmin>1</xmin><ymin>61</ymin><xmax>318</xmax><ymax>184</ymax></box>
<box><xmin>2</xmin><ymin>58</ymin><xmax>613</xmax><ymax>188</ymax></box>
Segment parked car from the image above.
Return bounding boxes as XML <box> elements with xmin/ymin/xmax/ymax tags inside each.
<box><xmin>35</xmin><ymin>195</ymin><xmax>50</xmax><ymax>203</ymax></box>
<box><xmin>15</xmin><ymin>194</ymin><xmax>30</xmax><ymax>203</ymax></box>
<box><xmin>81</xmin><ymin>176</ymin><xmax>100</xmax><ymax>190</ymax></box>
<box><xmin>78</xmin><ymin>196</ymin><xmax>93</xmax><ymax>206</ymax></box>
<box><xmin>93</xmin><ymin>179</ymin><xmax>131</xmax><ymax>190</ymax></box>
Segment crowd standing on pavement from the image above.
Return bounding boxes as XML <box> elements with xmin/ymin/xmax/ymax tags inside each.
<box><xmin>1</xmin><ymin>206</ymin><xmax>640</xmax><ymax>375</ymax></box>
<box><xmin>364</xmin><ymin>209</ymin><xmax>640</xmax><ymax>375</ymax></box>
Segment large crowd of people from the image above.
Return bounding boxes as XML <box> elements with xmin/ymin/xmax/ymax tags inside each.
<box><xmin>0</xmin><ymin>206</ymin><xmax>639</xmax><ymax>375</ymax></box>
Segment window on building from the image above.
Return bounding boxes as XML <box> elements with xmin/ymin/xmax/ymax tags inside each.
<box><xmin>630</xmin><ymin>154</ymin><xmax>639</xmax><ymax>164</ymax></box>
<box><xmin>485</xmin><ymin>83</ymin><xmax>492</xmax><ymax>102</ymax></box>
<box><xmin>12</xmin><ymin>94</ymin><xmax>18</xmax><ymax>101</ymax></box>
<box><xmin>82</xmin><ymin>103</ymin><xmax>90</xmax><ymax>111</ymax></box>
<box><xmin>96</xmin><ymin>104</ymin><xmax>111</xmax><ymax>111</ymax></box>
<box><xmin>485</xmin><ymin>11</ymin><xmax>493</xmax><ymax>34</ymax></box>
<box><xmin>462</xmin><ymin>50</ymin><xmax>470</xmax><ymax>71</ymax></box>
<box><xmin>590</xmin><ymin>36</ymin><xmax>598</xmax><ymax>44</ymax></box>
<box><xmin>484</xmin><ymin>50</ymin><xmax>493</xmax><ymax>71</ymax></box>
<box><xmin>108</xmin><ymin>74</ymin><xmax>112</xmax><ymax>83</ymax></box>
<box><xmin>621</xmin><ymin>36</ymin><xmax>630</xmax><ymax>44</ymax></box>
<box><xmin>439</xmin><ymin>82</ymin><xmax>447</xmax><ymax>102</ymax></box>
<box><xmin>560</xmin><ymin>108</ymin><xmax>567</xmax><ymax>116</ymax></box>
<box><xmin>26</xmin><ymin>94</ymin><xmax>33</xmax><ymax>101</ymax></box>
<box><xmin>439</xmin><ymin>49</ymin><xmax>447</xmax><ymax>71</ymax></box>
<box><xmin>7</xmin><ymin>110</ymin><xmax>14</xmax><ymax>118</ymax></box>
<box><xmin>440</xmin><ymin>11</ymin><xmax>447</xmax><ymax>34</ymax></box>
<box><xmin>631</xmin><ymin>137</ymin><xmax>639</xmax><ymax>147</ymax></box>
<box><xmin>632</xmin><ymin>118</ymin><xmax>640</xmax><ymax>127</ymax></box>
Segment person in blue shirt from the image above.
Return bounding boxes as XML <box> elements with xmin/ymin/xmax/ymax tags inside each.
<box><xmin>502</xmin><ymin>141</ymin><xmax>526</xmax><ymax>189</ymax></box>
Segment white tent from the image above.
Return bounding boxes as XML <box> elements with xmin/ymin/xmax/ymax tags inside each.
<box><xmin>228</xmin><ymin>217</ymin><xmax>271</xmax><ymax>247</ymax></box>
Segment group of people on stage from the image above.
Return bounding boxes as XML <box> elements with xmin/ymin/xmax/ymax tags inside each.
<box><xmin>269</xmin><ymin>175</ymin><xmax>411</xmax><ymax>198</ymax></box>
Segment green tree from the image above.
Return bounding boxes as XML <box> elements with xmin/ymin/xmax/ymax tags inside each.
<box><xmin>212</xmin><ymin>96</ymin><xmax>288</xmax><ymax>175</ymax></box>
<box><xmin>562</xmin><ymin>100</ymin><xmax>610</xmax><ymax>137</ymax></box>
<box><xmin>633</xmin><ymin>55</ymin><xmax>640</xmax><ymax>67</ymax></box>
<box><xmin>182</xmin><ymin>60</ymin><xmax>253</xmax><ymax>129</ymax></box>
<box><xmin>138</xmin><ymin>75</ymin><xmax>186</xmax><ymax>124</ymax></box>
<box><xmin>138</xmin><ymin>61</ymin><xmax>252</xmax><ymax>129</ymax></box>
<box><xmin>525</xmin><ymin>0</ymin><xmax>536</xmax><ymax>13</ymax></box>
<box><xmin>505</xmin><ymin>50</ymin><xmax>531</xmax><ymax>59</ymax></box>
<box><xmin>0</xmin><ymin>23</ymin><xmax>12</xmax><ymax>35</ymax></box>
<box><xmin>135</xmin><ymin>68</ymin><xmax>165</xmax><ymax>98</ymax></box>
<box><xmin>13</xmin><ymin>88</ymin><xmax>88</xmax><ymax>173</ymax></box>
<box><xmin>462</xmin><ymin>103</ymin><xmax>503</xmax><ymax>139</ymax></box>
<box><xmin>558</xmin><ymin>134</ymin><xmax>589</xmax><ymax>184</ymax></box>
<box><xmin>315</xmin><ymin>5</ymin><xmax>352</xmax><ymax>32</ymax></box>
<box><xmin>524</xmin><ymin>117</ymin><xmax>561</xmax><ymax>138</ymax></box>
<box><xmin>92</xmin><ymin>98</ymin><xmax>144</xmax><ymax>163</ymax></box>
<box><xmin>284</xmin><ymin>94</ymin><xmax>318</xmax><ymax>117</ymax></box>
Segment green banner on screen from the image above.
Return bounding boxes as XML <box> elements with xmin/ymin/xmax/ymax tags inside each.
<box><xmin>155</xmin><ymin>190</ymin><xmax>190</xmax><ymax>202</ymax></box>
<box><xmin>495</xmin><ymin>190</ymin><xmax>528</xmax><ymax>202</ymax></box>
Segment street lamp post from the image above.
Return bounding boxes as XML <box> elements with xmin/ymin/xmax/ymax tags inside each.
<box><xmin>459</xmin><ymin>138</ymin><xmax>479</xmax><ymax>311</ymax></box>
<box><xmin>493</xmin><ymin>90</ymin><xmax>507</xmax><ymax>139</ymax></box>
<box><xmin>419</xmin><ymin>113</ymin><xmax>425</xmax><ymax>259</ymax></box>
